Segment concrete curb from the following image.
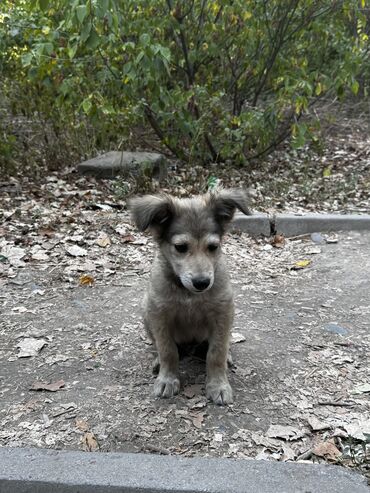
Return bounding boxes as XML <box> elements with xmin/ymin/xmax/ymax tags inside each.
<box><xmin>0</xmin><ymin>447</ymin><xmax>369</xmax><ymax>493</ymax></box>
<box><xmin>232</xmin><ymin>212</ymin><xmax>370</xmax><ymax>237</ymax></box>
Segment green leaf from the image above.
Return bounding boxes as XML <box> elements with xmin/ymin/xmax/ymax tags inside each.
<box><xmin>351</xmin><ymin>80</ymin><xmax>359</xmax><ymax>95</ymax></box>
<box><xmin>82</xmin><ymin>99</ymin><xmax>92</xmax><ymax>114</ymax></box>
<box><xmin>38</xmin><ymin>0</ymin><xmax>49</xmax><ymax>11</ymax></box>
<box><xmin>21</xmin><ymin>52</ymin><xmax>33</xmax><ymax>67</ymax></box>
<box><xmin>68</xmin><ymin>43</ymin><xmax>78</xmax><ymax>59</ymax></box>
<box><xmin>76</xmin><ymin>5</ymin><xmax>88</xmax><ymax>25</ymax></box>
<box><xmin>86</xmin><ymin>29</ymin><xmax>101</xmax><ymax>50</ymax></box>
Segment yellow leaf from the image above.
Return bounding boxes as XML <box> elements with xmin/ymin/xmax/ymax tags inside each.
<box><xmin>243</xmin><ymin>11</ymin><xmax>252</xmax><ymax>20</ymax></box>
<box><xmin>323</xmin><ymin>167</ymin><xmax>331</xmax><ymax>177</ymax></box>
<box><xmin>79</xmin><ymin>274</ymin><xmax>94</xmax><ymax>286</ymax></box>
<box><xmin>315</xmin><ymin>82</ymin><xmax>322</xmax><ymax>96</ymax></box>
<box><xmin>292</xmin><ymin>259</ymin><xmax>311</xmax><ymax>270</ymax></box>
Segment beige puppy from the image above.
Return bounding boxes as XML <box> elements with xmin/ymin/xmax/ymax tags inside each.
<box><xmin>129</xmin><ymin>190</ymin><xmax>250</xmax><ymax>405</ymax></box>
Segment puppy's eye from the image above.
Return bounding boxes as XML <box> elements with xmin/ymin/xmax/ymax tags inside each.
<box><xmin>208</xmin><ymin>244</ymin><xmax>219</xmax><ymax>252</ymax></box>
<box><xmin>175</xmin><ymin>244</ymin><xmax>188</xmax><ymax>253</ymax></box>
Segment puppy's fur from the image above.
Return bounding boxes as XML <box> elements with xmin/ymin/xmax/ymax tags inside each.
<box><xmin>129</xmin><ymin>190</ymin><xmax>250</xmax><ymax>405</ymax></box>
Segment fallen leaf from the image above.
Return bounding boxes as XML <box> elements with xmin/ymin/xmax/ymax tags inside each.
<box><xmin>231</xmin><ymin>332</ymin><xmax>246</xmax><ymax>343</ymax></box>
<box><xmin>0</xmin><ymin>245</ymin><xmax>26</xmax><ymax>267</ymax></box>
<box><xmin>344</xmin><ymin>420</ymin><xmax>370</xmax><ymax>441</ymax></box>
<box><xmin>281</xmin><ymin>443</ymin><xmax>296</xmax><ymax>461</ymax></box>
<box><xmin>291</xmin><ymin>259</ymin><xmax>311</xmax><ymax>270</ymax></box>
<box><xmin>66</xmin><ymin>245</ymin><xmax>87</xmax><ymax>257</ymax></box>
<box><xmin>82</xmin><ymin>432</ymin><xmax>99</xmax><ymax>451</ymax></box>
<box><xmin>118</xmin><ymin>234</ymin><xmax>134</xmax><ymax>244</ymax></box>
<box><xmin>191</xmin><ymin>412</ymin><xmax>205</xmax><ymax>429</ymax></box>
<box><xmin>266</xmin><ymin>424</ymin><xmax>305</xmax><ymax>441</ymax></box>
<box><xmin>79</xmin><ymin>274</ymin><xmax>95</xmax><ymax>286</ymax></box>
<box><xmin>95</xmin><ymin>232</ymin><xmax>111</xmax><ymax>248</ymax></box>
<box><xmin>17</xmin><ymin>338</ymin><xmax>47</xmax><ymax>357</ymax></box>
<box><xmin>312</xmin><ymin>440</ymin><xmax>341</xmax><ymax>461</ymax></box>
<box><xmin>307</xmin><ymin>416</ymin><xmax>330</xmax><ymax>432</ymax></box>
<box><xmin>75</xmin><ymin>418</ymin><xmax>89</xmax><ymax>431</ymax></box>
<box><xmin>183</xmin><ymin>385</ymin><xmax>202</xmax><ymax>399</ymax></box>
<box><xmin>353</xmin><ymin>383</ymin><xmax>370</xmax><ymax>394</ymax></box>
<box><xmin>271</xmin><ymin>234</ymin><xmax>285</xmax><ymax>248</ymax></box>
<box><xmin>30</xmin><ymin>379</ymin><xmax>65</xmax><ymax>392</ymax></box>
<box><xmin>326</xmin><ymin>235</ymin><xmax>338</xmax><ymax>244</ymax></box>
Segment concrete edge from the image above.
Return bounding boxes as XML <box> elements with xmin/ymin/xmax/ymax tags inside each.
<box><xmin>0</xmin><ymin>447</ymin><xmax>369</xmax><ymax>493</ymax></box>
<box><xmin>232</xmin><ymin>212</ymin><xmax>370</xmax><ymax>237</ymax></box>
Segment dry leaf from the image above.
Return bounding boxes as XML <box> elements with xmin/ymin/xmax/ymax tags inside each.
<box><xmin>121</xmin><ymin>234</ymin><xmax>135</xmax><ymax>243</ymax></box>
<box><xmin>82</xmin><ymin>432</ymin><xmax>99</xmax><ymax>451</ymax></box>
<box><xmin>313</xmin><ymin>440</ymin><xmax>341</xmax><ymax>461</ymax></box>
<box><xmin>75</xmin><ymin>418</ymin><xmax>89</xmax><ymax>431</ymax></box>
<box><xmin>353</xmin><ymin>383</ymin><xmax>370</xmax><ymax>394</ymax></box>
<box><xmin>231</xmin><ymin>332</ymin><xmax>246</xmax><ymax>344</ymax></box>
<box><xmin>79</xmin><ymin>274</ymin><xmax>94</xmax><ymax>286</ymax></box>
<box><xmin>66</xmin><ymin>245</ymin><xmax>87</xmax><ymax>257</ymax></box>
<box><xmin>96</xmin><ymin>232</ymin><xmax>111</xmax><ymax>248</ymax></box>
<box><xmin>266</xmin><ymin>424</ymin><xmax>305</xmax><ymax>441</ymax></box>
<box><xmin>30</xmin><ymin>379</ymin><xmax>65</xmax><ymax>392</ymax></box>
<box><xmin>191</xmin><ymin>412</ymin><xmax>205</xmax><ymax>429</ymax></box>
<box><xmin>292</xmin><ymin>259</ymin><xmax>311</xmax><ymax>270</ymax></box>
<box><xmin>271</xmin><ymin>234</ymin><xmax>285</xmax><ymax>248</ymax></box>
<box><xmin>17</xmin><ymin>338</ymin><xmax>47</xmax><ymax>357</ymax></box>
<box><xmin>307</xmin><ymin>416</ymin><xmax>330</xmax><ymax>432</ymax></box>
<box><xmin>281</xmin><ymin>443</ymin><xmax>296</xmax><ymax>461</ymax></box>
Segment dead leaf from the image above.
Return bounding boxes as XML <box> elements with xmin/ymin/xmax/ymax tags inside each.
<box><xmin>353</xmin><ymin>383</ymin><xmax>370</xmax><ymax>394</ymax></box>
<box><xmin>312</xmin><ymin>440</ymin><xmax>341</xmax><ymax>461</ymax></box>
<box><xmin>66</xmin><ymin>245</ymin><xmax>87</xmax><ymax>257</ymax></box>
<box><xmin>191</xmin><ymin>412</ymin><xmax>205</xmax><ymax>429</ymax></box>
<box><xmin>30</xmin><ymin>379</ymin><xmax>65</xmax><ymax>392</ymax></box>
<box><xmin>79</xmin><ymin>274</ymin><xmax>94</xmax><ymax>286</ymax></box>
<box><xmin>344</xmin><ymin>420</ymin><xmax>370</xmax><ymax>441</ymax></box>
<box><xmin>183</xmin><ymin>385</ymin><xmax>202</xmax><ymax>399</ymax></box>
<box><xmin>271</xmin><ymin>234</ymin><xmax>285</xmax><ymax>248</ymax></box>
<box><xmin>0</xmin><ymin>245</ymin><xmax>26</xmax><ymax>267</ymax></box>
<box><xmin>75</xmin><ymin>418</ymin><xmax>89</xmax><ymax>431</ymax></box>
<box><xmin>231</xmin><ymin>332</ymin><xmax>246</xmax><ymax>344</ymax></box>
<box><xmin>121</xmin><ymin>234</ymin><xmax>135</xmax><ymax>244</ymax></box>
<box><xmin>291</xmin><ymin>259</ymin><xmax>311</xmax><ymax>270</ymax></box>
<box><xmin>95</xmin><ymin>232</ymin><xmax>111</xmax><ymax>248</ymax></box>
<box><xmin>281</xmin><ymin>443</ymin><xmax>296</xmax><ymax>461</ymax></box>
<box><xmin>307</xmin><ymin>416</ymin><xmax>330</xmax><ymax>432</ymax></box>
<box><xmin>266</xmin><ymin>424</ymin><xmax>305</xmax><ymax>441</ymax></box>
<box><xmin>82</xmin><ymin>431</ymin><xmax>99</xmax><ymax>451</ymax></box>
<box><xmin>17</xmin><ymin>338</ymin><xmax>47</xmax><ymax>357</ymax></box>
<box><xmin>326</xmin><ymin>235</ymin><xmax>338</xmax><ymax>244</ymax></box>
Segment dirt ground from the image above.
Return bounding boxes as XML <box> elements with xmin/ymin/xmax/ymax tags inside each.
<box><xmin>1</xmin><ymin>201</ymin><xmax>369</xmax><ymax>481</ymax></box>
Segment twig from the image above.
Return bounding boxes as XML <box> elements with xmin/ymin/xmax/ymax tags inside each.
<box><xmin>296</xmin><ymin>449</ymin><xmax>313</xmax><ymax>460</ymax></box>
<box><xmin>142</xmin><ymin>444</ymin><xmax>170</xmax><ymax>455</ymax></box>
<box><xmin>317</xmin><ymin>400</ymin><xmax>355</xmax><ymax>407</ymax></box>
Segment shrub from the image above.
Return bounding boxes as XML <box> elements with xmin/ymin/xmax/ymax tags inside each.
<box><xmin>0</xmin><ymin>0</ymin><xmax>368</xmax><ymax>170</ymax></box>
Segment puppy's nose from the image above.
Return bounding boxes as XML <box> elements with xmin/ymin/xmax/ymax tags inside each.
<box><xmin>192</xmin><ymin>277</ymin><xmax>210</xmax><ymax>291</ymax></box>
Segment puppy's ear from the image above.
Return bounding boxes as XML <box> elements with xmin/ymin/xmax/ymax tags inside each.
<box><xmin>128</xmin><ymin>194</ymin><xmax>175</xmax><ymax>238</ymax></box>
<box><xmin>211</xmin><ymin>189</ymin><xmax>251</xmax><ymax>231</ymax></box>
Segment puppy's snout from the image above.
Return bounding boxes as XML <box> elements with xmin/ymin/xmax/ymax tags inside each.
<box><xmin>192</xmin><ymin>277</ymin><xmax>211</xmax><ymax>291</ymax></box>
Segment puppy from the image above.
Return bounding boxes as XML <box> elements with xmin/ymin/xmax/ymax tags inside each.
<box><xmin>129</xmin><ymin>190</ymin><xmax>250</xmax><ymax>405</ymax></box>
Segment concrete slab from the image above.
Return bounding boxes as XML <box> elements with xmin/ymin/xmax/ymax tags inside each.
<box><xmin>0</xmin><ymin>447</ymin><xmax>369</xmax><ymax>493</ymax></box>
<box><xmin>232</xmin><ymin>212</ymin><xmax>271</xmax><ymax>236</ymax></box>
<box><xmin>77</xmin><ymin>151</ymin><xmax>168</xmax><ymax>180</ymax></box>
<box><xmin>273</xmin><ymin>213</ymin><xmax>370</xmax><ymax>237</ymax></box>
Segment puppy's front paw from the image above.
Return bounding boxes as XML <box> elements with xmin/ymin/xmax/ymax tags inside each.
<box><xmin>206</xmin><ymin>380</ymin><xmax>233</xmax><ymax>405</ymax></box>
<box><xmin>154</xmin><ymin>375</ymin><xmax>180</xmax><ymax>398</ymax></box>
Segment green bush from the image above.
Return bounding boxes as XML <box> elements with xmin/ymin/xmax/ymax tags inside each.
<box><xmin>0</xmin><ymin>0</ymin><xmax>368</xmax><ymax>170</ymax></box>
